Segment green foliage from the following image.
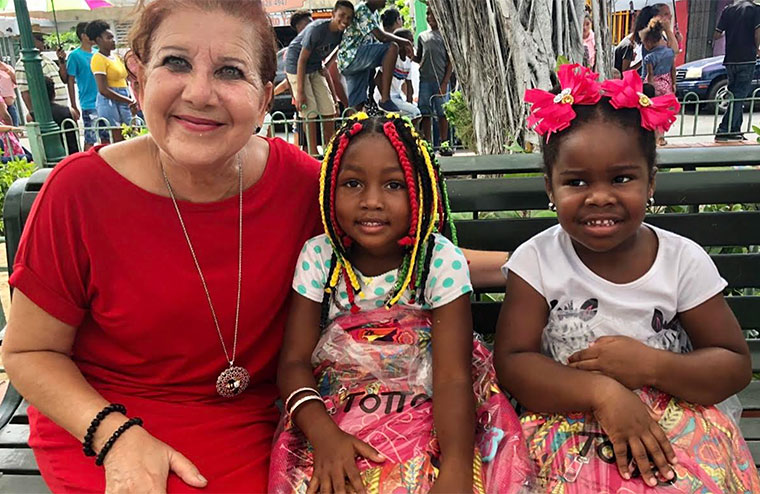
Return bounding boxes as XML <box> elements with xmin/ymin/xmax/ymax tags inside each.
<box><xmin>443</xmin><ymin>91</ymin><xmax>476</xmax><ymax>151</ymax></box>
<box><xmin>556</xmin><ymin>55</ymin><xmax>571</xmax><ymax>72</ymax></box>
<box><xmin>121</xmin><ymin>124</ymin><xmax>149</xmax><ymax>140</ymax></box>
<box><xmin>753</xmin><ymin>125</ymin><xmax>760</xmax><ymax>144</ymax></box>
<box><xmin>44</xmin><ymin>30</ymin><xmax>80</xmax><ymax>51</ymax></box>
<box><xmin>393</xmin><ymin>0</ymin><xmax>415</xmax><ymax>31</ymax></box>
<box><xmin>0</xmin><ymin>157</ymin><xmax>35</xmax><ymax>234</ymax></box>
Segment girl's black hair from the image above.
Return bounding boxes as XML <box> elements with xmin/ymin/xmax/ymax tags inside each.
<box><xmin>381</xmin><ymin>8</ymin><xmax>402</xmax><ymax>30</ymax></box>
<box><xmin>633</xmin><ymin>6</ymin><xmax>657</xmax><ymax>43</ymax></box>
<box><xmin>644</xmin><ymin>19</ymin><xmax>665</xmax><ymax>45</ymax></box>
<box><xmin>85</xmin><ymin>19</ymin><xmax>110</xmax><ymax>43</ymax></box>
<box><xmin>541</xmin><ymin>90</ymin><xmax>656</xmax><ymax>178</ymax></box>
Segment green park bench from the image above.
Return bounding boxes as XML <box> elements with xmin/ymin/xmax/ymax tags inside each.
<box><xmin>0</xmin><ymin>145</ymin><xmax>758</xmax><ymax>491</ymax></box>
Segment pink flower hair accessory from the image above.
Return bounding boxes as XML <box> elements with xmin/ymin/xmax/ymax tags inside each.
<box><xmin>601</xmin><ymin>70</ymin><xmax>681</xmax><ymax>133</ymax></box>
<box><xmin>524</xmin><ymin>64</ymin><xmax>602</xmax><ymax>141</ymax></box>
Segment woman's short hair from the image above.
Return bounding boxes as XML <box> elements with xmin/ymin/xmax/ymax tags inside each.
<box><xmin>128</xmin><ymin>0</ymin><xmax>277</xmax><ymax>85</ymax></box>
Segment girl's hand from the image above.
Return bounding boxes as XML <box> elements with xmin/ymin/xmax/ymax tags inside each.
<box><xmin>592</xmin><ymin>379</ymin><xmax>677</xmax><ymax>487</ymax></box>
<box><xmin>103</xmin><ymin>425</ymin><xmax>207</xmax><ymax>493</ymax></box>
<box><xmin>431</xmin><ymin>462</ymin><xmax>473</xmax><ymax>494</ymax></box>
<box><xmin>568</xmin><ymin>336</ymin><xmax>658</xmax><ymax>390</ymax></box>
<box><xmin>307</xmin><ymin>429</ymin><xmax>384</xmax><ymax>494</ymax></box>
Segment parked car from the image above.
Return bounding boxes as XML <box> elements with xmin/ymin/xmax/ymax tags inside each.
<box><xmin>675</xmin><ymin>55</ymin><xmax>760</xmax><ymax>113</ymax></box>
<box><xmin>272</xmin><ymin>47</ymin><xmax>296</xmax><ymax>116</ymax></box>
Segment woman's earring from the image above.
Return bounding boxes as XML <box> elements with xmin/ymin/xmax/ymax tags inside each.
<box><xmin>647</xmin><ymin>197</ymin><xmax>655</xmax><ymax>208</ymax></box>
<box><xmin>548</xmin><ymin>202</ymin><xmax>557</xmax><ymax>212</ymax></box>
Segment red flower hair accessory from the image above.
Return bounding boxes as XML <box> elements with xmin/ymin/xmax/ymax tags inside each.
<box><xmin>601</xmin><ymin>70</ymin><xmax>680</xmax><ymax>133</ymax></box>
<box><xmin>524</xmin><ymin>64</ymin><xmax>602</xmax><ymax>141</ymax></box>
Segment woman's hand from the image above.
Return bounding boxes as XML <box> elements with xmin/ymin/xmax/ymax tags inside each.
<box><xmin>592</xmin><ymin>379</ymin><xmax>677</xmax><ymax>487</ymax></box>
<box><xmin>128</xmin><ymin>101</ymin><xmax>139</xmax><ymax>116</ymax></box>
<box><xmin>103</xmin><ymin>425</ymin><xmax>207</xmax><ymax>494</ymax></box>
<box><xmin>568</xmin><ymin>336</ymin><xmax>658</xmax><ymax>390</ymax></box>
<box><xmin>307</xmin><ymin>429</ymin><xmax>384</xmax><ymax>494</ymax></box>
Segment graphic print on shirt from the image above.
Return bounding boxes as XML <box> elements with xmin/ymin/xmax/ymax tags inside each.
<box><xmin>648</xmin><ymin>308</ymin><xmax>692</xmax><ymax>354</ymax></box>
<box><xmin>542</xmin><ymin>298</ymin><xmax>600</xmax><ymax>364</ymax></box>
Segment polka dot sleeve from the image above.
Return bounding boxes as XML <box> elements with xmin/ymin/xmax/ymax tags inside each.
<box><xmin>425</xmin><ymin>234</ymin><xmax>473</xmax><ymax>309</ymax></box>
<box><xmin>292</xmin><ymin>234</ymin><xmax>333</xmax><ymax>303</ymax></box>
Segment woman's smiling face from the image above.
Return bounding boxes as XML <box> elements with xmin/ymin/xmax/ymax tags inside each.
<box><xmin>132</xmin><ymin>7</ymin><xmax>272</xmax><ymax>167</ymax></box>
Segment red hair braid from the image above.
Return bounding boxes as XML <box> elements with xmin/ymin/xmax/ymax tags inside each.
<box><xmin>382</xmin><ymin>121</ymin><xmax>418</xmax><ymax>246</ymax></box>
<box><xmin>330</xmin><ymin>134</ymin><xmax>351</xmax><ymax>247</ymax></box>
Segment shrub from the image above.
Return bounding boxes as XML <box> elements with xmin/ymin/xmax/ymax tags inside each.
<box><xmin>0</xmin><ymin>157</ymin><xmax>35</xmax><ymax>234</ymax></box>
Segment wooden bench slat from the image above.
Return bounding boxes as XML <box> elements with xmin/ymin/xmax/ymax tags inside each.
<box><xmin>0</xmin><ymin>426</ymin><xmax>29</xmax><ymax>448</ymax></box>
<box><xmin>740</xmin><ymin>418</ymin><xmax>760</xmax><ymax>440</ymax></box>
<box><xmin>447</xmin><ymin>170</ymin><xmax>760</xmax><ymax>213</ymax></box>
<box><xmin>0</xmin><ymin>474</ymin><xmax>49</xmax><ymax>494</ymax></box>
<box><xmin>439</xmin><ymin>147</ymin><xmax>760</xmax><ymax>176</ymax></box>
<box><xmin>730</xmin><ymin>298</ymin><xmax>760</xmax><ymax>331</ymax></box>
<box><xmin>456</xmin><ymin>212</ymin><xmax>760</xmax><ymax>252</ymax></box>
<box><xmin>9</xmin><ymin>403</ymin><xmax>28</xmax><ymax>426</ymax></box>
<box><xmin>750</xmin><ymin>340</ymin><xmax>760</xmax><ymax>373</ymax></box>
<box><xmin>748</xmin><ymin>441</ymin><xmax>760</xmax><ymax>468</ymax></box>
<box><xmin>0</xmin><ymin>449</ymin><xmax>39</xmax><ymax>474</ymax></box>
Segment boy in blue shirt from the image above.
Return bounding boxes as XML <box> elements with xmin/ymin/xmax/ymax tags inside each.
<box><xmin>66</xmin><ymin>22</ymin><xmax>108</xmax><ymax>149</ymax></box>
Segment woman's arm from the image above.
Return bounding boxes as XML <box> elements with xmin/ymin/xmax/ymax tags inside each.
<box><xmin>646</xmin><ymin>62</ymin><xmax>654</xmax><ymax>84</ymax></box>
<box><xmin>94</xmin><ymin>73</ymin><xmax>133</xmax><ymax>105</ymax></box>
<box><xmin>277</xmin><ymin>293</ymin><xmax>383</xmax><ymax>494</ymax></box>
<box><xmin>2</xmin><ymin>290</ymin><xmax>207</xmax><ymax>491</ymax></box>
<box><xmin>430</xmin><ymin>295</ymin><xmax>475</xmax><ymax>492</ymax></box>
<box><xmin>461</xmin><ymin>248</ymin><xmax>508</xmax><ymax>290</ymax></box>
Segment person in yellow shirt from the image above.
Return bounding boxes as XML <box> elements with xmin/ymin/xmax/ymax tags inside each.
<box><xmin>88</xmin><ymin>20</ymin><xmax>137</xmax><ymax>143</ymax></box>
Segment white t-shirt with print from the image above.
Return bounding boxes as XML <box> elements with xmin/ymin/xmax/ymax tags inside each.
<box><xmin>390</xmin><ymin>56</ymin><xmax>413</xmax><ymax>100</ymax></box>
<box><xmin>503</xmin><ymin>224</ymin><xmax>727</xmax><ymax>365</ymax></box>
<box><xmin>293</xmin><ymin>233</ymin><xmax>473</xmax><ymax>322</ymax></box>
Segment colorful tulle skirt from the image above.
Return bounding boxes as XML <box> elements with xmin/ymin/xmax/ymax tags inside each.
<box><xmin>520</xmin><ymin>387</ymin><xmax>760</xmax><ymax>493</ymax></box>
<box><xmin>269</xmin><ymin>307</ymin><xmax>534</xmax><ymax>494</ymax></box>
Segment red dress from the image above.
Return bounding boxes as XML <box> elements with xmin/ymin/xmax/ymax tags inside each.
<box><xmin>9</xmin><ymin>138</ymin><xmax>321</xmax><ymax>493</ymax></box>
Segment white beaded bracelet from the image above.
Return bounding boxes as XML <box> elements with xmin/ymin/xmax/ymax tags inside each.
<box><xmin>284</xmin><ymin>387</ymin><xmax>320</xmax><ymax>412</ymax></box>
<box><xmin>288</xmin><ymin>394</ymin><xmax>325</xmax><ymax>417</ymax></box>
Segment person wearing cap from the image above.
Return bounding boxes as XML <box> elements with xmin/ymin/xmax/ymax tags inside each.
<box><xmin>15</xmin><ymin>28</ymin><xmax>74</xmax><ymax>122</ymax></box>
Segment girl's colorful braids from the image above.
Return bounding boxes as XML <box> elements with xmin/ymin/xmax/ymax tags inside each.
<box><xmin>317</xmin><ymin>113</ymin><xmax>458</xmax><ymax>315</ymax></box>
<box><xmin>383</xmin><ymin>116</ymin><xmax>440</xmax><ymax>307</ymax></box>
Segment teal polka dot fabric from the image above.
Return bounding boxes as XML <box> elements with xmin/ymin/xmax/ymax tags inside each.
<box><xmin>292</xmin><ymin>233</ymin><xmax>473</xmax><ymax>322</ymax></box>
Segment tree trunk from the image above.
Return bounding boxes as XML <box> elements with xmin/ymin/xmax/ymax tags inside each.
<box><xmin>427</xmin><ymin>0</ymin><xmax>613</xmax><ymax>153</ymax></box>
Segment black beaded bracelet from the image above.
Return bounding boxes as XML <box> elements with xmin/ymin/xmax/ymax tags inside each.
<box><xmin>83</xmin><ymin>403</ymin><xmax>127</xmax><ymax>457</ymax></box>
<box><xmin>95</xmin><ymin>417</ymin><xmax>143</xmax><ymax>466</ymax></box>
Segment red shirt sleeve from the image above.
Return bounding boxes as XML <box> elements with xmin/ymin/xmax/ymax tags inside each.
<box><xmin>9</xmin><ymin>155</ymin><xmax>93</xmax><ymax>327</ymax></box>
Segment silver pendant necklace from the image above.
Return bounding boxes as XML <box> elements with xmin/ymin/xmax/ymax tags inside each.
<box><xmin>161</xmin><ymin>156</ymin><xmax>250</xmax><ymax>398</ymax></box>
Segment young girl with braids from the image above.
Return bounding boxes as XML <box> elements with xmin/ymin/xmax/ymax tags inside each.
<box><xmin>270</xmin><ymin>114</ymin><xmax>532</xmax><ymax>494</ymax></box>
<box><xmin>496</xmin><ymin>65</ymin><xmax>760</xmax><ymax>493</ymax></box>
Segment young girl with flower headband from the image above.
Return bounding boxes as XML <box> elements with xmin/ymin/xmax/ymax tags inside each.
<box><xmin>496</xmin><ymin>65</ymin><xmax>760</xmax><ymax>493</ymax></box>
<box><xmin>270</xmin><ymin>113</ymin><xmax>533</xmax><ymax>494</ymax></box>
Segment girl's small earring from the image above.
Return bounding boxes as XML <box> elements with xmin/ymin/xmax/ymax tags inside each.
<box><xmin>647</xmin><ymin>197</ymin><xmax>655</xmax><ymax>208</ymax></box>
<box><xmin>548</xmin><ymin>202</ymin><xmax>557</xmax><ymax>212</ymax></box>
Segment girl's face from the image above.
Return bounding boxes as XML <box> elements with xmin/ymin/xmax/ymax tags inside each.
<box><xmin>98</xmin><ymin>29</ymin><xmax>116</xmax><ymax>51</ymax></box>
<box><xmin>545</xmin><ymin>120</ymin><xmax>655</xmax><ymax>256</ymax></box>
<box><xmin>583</xmin><ymin>18</ymin><xmax>592</xmax><ymax>37</ymax></box>
<box><xmin>335</xmin><ymin>134</ymin><xmax>411</xmax><ymax>262</ymax></box>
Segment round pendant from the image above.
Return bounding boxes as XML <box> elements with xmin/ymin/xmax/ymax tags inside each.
<box><xmin>216</xmin><ymin>365</ymin><xmax>250</xmax><ymax>398</ymax></box>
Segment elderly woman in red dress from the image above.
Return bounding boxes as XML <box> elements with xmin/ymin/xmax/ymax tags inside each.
<box><xmin>1</xmin><ymin>1</ymin><xmax>507</xmax><ymax>492</ymax></box>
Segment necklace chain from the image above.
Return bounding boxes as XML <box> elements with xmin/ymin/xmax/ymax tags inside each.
<box><xmin>160</xmin><ymin>157</ymin><xmax>243</xmax><ymax>367</ymax></box>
